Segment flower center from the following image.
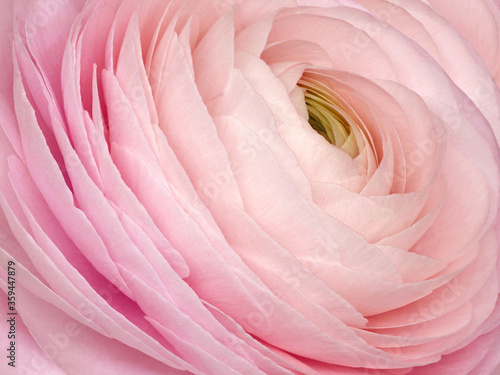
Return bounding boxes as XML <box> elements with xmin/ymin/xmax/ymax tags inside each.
<box><xmin>299</xmin><ymin>80</ymin><xmax>359</xmax><ymax>157</ymax></box>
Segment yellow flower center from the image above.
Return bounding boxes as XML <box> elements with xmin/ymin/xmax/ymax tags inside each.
<box><xmin>299</xmin><ymin>80</ymin><xmax>359</xmax><ymax>158</ymax></box>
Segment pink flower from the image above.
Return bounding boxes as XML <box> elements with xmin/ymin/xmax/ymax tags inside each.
<box><xmin>1</xmin><ymin>0</ymin><xmax>499</xmax><ymax>374</ymax></box>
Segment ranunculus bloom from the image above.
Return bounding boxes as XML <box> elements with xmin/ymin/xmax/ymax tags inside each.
<box><xmin>1</xmin><ymin>0</ymin><xmax>499</xmax><ymax>374</ymax></box>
